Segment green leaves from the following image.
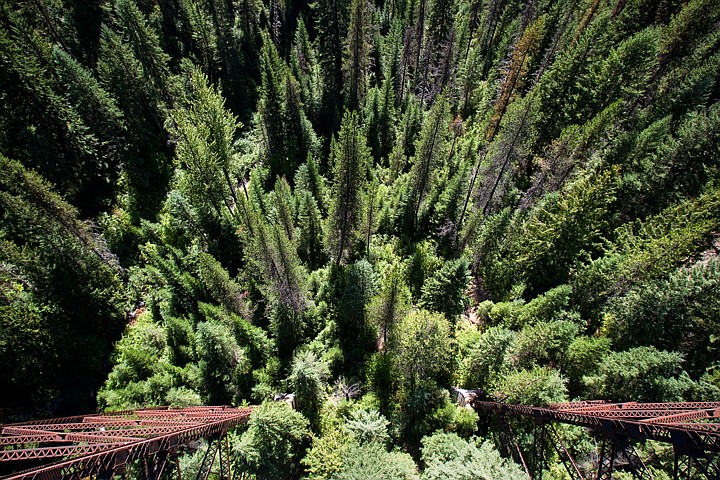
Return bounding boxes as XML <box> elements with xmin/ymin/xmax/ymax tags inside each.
<box><xmin>421</xmin><ymin>432</ymin><xmax>526</xmax><ymax>480</ymax></box>
<box><xmin>169</xmin><ymin>68</ymin><xmax>241</xmax><ymax>222</ymax></box>
<box><xmin>234</xmin><ymin>402</ymin><xmax>310</xmax><ymax>480</ymax></box>
<box><xmin>419</xmin><ymin>257</ymin><xmax>470</xmax><ymax>320</ymax></box>
<box><xmin>327</xmin><ymin>111</ymin><xmax>370</xmax><ymax>264</ymax></box>
<box><xmin>583</xmin><ymin>346</ymin><xmax>693</xmax><ymax>402</ymax></box>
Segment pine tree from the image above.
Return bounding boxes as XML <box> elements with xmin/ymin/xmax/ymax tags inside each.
<box><xmin>408</xmin><ymin>94</ymin><xmax>450</xmax><ymax>232</ymax></box>
<box><xmin>511</xmin><ymin>168</ymin><xmax>618</xmax><ymax>296</ymax></box>
<box><xmin>294</xmin><ymin>154</ymin><xmax>328</xmax><ymax>214</ymax></box>
<box><xmin>114</xmin><ymin>0</ymin><xmax>174</xmax><ymax>104</ymax></box>
<box><xmin>314</xmin><ymin>0</ymin><xmax>351</xmax><ymax>133</ymax></box>
<box><xmin>97</xmin><ymin>25</ymin><xmax>173</xmax><ymax>220</ymax></box>
<box><xmin>486</xmin><ymin>15</ymin><xmax>546</xmax><ymax>141</ymax></box>
<box><xmin>176</xmin><ymin>0</ymin><xmax>218</xmax><ymax>78</ymax></box>
<box><xmin>272</xmin><ymin>177</ymin><xmax>297</xmax><ymax>242</ymax></box>
<box><xmin>0</xmin><ymin>154</ymin><xmax>125</xmax><ymax>411</ymax></box>
<box><xmin>338</xmin><ymin>259</ymin><xmax>378</xmax><ymax>361</ymax></box>
<box><xmin>326</xmin><ymin>111</ymin><xmax>371</xmax><ymax>264</ymax></box>
<box><xmin>367</xmin><ymin>265</ymin><xmax>409</xmax><ymax>357</ymax></box>
<box><xmin>419</xmin><ymin>257</ymin><xmax>469</xmax><ymax>320</ymax></box>
<box><xmin>296</xmin><ymin>189</ymin><xmax>326</xmax><ymax>269</ymax></box>
<box><xmin>0</xmin><ymin>18</ymin><xmax>109</xmax><ymax>215</ymax></box>
<box><xmin>365</xmin><ymin>77</ymin><xmax>398</xmax><ymax>163</ymax></box>
<box><xmin>342</xmin><ymin>0</ymin><xmax>373</xmax><ymax>111</ymax></box>
<box><xmin>291</xmin><ymin>17</ymin><xmax>322</xmax><ymax>125</ymax></box>
<box><xmin>168</xmin><ymin>68</ymin><xmax>242</xmax><ymax>223</ymax></box>
<box><xmin>258</xmin><ymin>34</ymin><xmax>318</xmax><ymax>183</ymax></box>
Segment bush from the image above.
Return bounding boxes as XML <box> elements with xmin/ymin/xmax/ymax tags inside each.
<box><xmin>420</xmin><ymin>431</ymin><xmax>526</xmax><ymax>480</ymax></box>
<box><xmin>583</xmin><ymin>346</ymin><xmax>694</xmax><ymax>402</ymax></box>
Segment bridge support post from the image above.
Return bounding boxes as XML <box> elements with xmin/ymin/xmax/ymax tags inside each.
<box><xmin>531</xmin><ymin>421</ymin><xmax>546</xmax><ymax>479</ymax></box>
<box><xmin>547</xmin><ymin>424</ymin><xmax>585</xmax><ymax>480</ymax></box>
<box><xmin>497</xmin><ymin>412</ymin><xmax>532</xmax><ymax>478</ymax></box>
<box><xmin>195</xmin><ymin>435</ymin><xmax>221</xmax><ymax>480</ymax></box>
<box><xmin>219</xmin><ymin>433</ymin><xmax>233</xmax><ymax>480</ymax></box>
<box><xmin>616</xmin><ymin>440</ymin><xmax>652</xmax><ymax>480</ymax></box>
<box><xmin>596</xmin><ymin>437</ymin><xmax>616</xmax><ymax>480</ymax></box>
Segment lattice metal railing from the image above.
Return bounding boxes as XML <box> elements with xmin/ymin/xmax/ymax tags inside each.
<box><xmin>0</xmin><ymin>406</ymin><xmax>253</xmax><ymax>480</ymax></box>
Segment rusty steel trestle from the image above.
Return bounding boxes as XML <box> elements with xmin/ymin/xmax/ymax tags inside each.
<box><xmin>0</xmin><ymin>406</ymin><xmax>254</xmax><ymax>480</ymax></box>
<box><xmin>472</xmin><ymin>400</ymin><xmax>720</xmax><ymax>480</ymax></box>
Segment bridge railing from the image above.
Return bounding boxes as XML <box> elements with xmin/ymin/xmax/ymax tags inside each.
<box><xmin>0</xmin><ymin>406</ymin><xmax>254</xmax><ymax>480</ymax></box>
<box><xmin>470</xmin><ymin>399</ymin><xmax>720</xmax><ymax>480</ymax></box>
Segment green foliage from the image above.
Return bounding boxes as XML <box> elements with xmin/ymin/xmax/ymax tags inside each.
<box><xmin>564</xmin><ymin>335</ymin><xmax>611</xmax><ymax>395</ymax></box>
<box><xmin>418</xmin><ymin>257</ymin><xmax>470</xmax><ymax>320</ymax></box>
<box><xmin>584</xmin><ymin>346</ymin><xmax>694</xmax><ymax>402</ymax></box>
<box><xmin>369</xmin><ymin>261</ymin><xmax>411</xmax><ymax>351</ymax></box>
<box><xmin>327</xmin><ymin>110</ymin><xmax>370</xmax><ymax>264</ymax></box>
<box><xmin>343</xmin><ymin>409</ymin><xmax>390</xmax><ymax>445</ymax></box>
<box><xmin>509</xmin><ymin>168</ymin><xmax>618</xmax><ymax>296</ymax></box>
<box><xmin>196</xmin><ymin>320</ymin><xmax>248</xmax><ymax>404</ymax></box>
<box><xmin>512</xmin><ymin>319</ymin><xmax>579</xmax><ymax>369</ymax></box>
<box><xmin>168</xmin><ymin>67</ymin><xmax>242</xmax><ymax>224</ymax></box>
<box><xmin>332</xmin><ymin>442</ymin><xmax>419</xmax><ymax>480</ymax></box>
<box><xmin>0</xmin><ymin>155</ymin><xmax>125</xmax><ymax>411</ymax></box>
<box><xmin>303</xmin><ymin>426</ymin><xmax>352</xmax><ymax>480</ymax></box>
<box><xmin>288</xmin><ymin>350</ymin><xmax>329</xmax><ymax>429</ymax></box>
<box><xmin>420</xmin><ymin>432</ymin><xmax>526</xmax><ymax>480</ymax></box>
<box><xmin>338</xmin><ymin>259</ymin><xmax>378</xmax><ymax>357</ymax></box>
<box><xmin>258</xmin><ymin>34</ymin><xmax>318</xmax><ymax>183</ymax></box>
<box><xmin>392</xmin><ymin>310</ymin><xmax>454</xmax><ymax>394</ymax></box>
<box><xmin>603</xmin><ymin>259</ymin><xmax>720</xmax><ymax>376</ymax></box>
<box><xmin>573</xmin><ymin>189</ymin><xmax>720</xmax><ymax>322</ymax></box>
<box><xmin>4</xmin><ymin>2</ymin><xmax>720</xmax><ymax>478</ymax></box>
<box><xmin>456</xmin><ymin>326</ymin><xmax>515</xmax><ymax>390</ymax></box>
<box><xmin>234</xmin><ymin>401</ymin><xmax>310</xmax><ymax>480</ymax></box>
<box><xmin>493</xmin><ymin>367</ymin><xmax>568</xmax><ymax>406</ymax></box>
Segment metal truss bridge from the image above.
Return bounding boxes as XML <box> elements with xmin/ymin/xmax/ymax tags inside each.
<box><xmin>0</xmin><ymin>406</ymin><xmax>253</xmax><ymax>480</ymax></box>
<box><xmin>471</xmin><ymin>399</ymin><xmax>720</xmax><ymax>480</ymax></box>
<box><xmin>3</xmin><ymin>401</ymin><xmax>720</xmax><ymax>479</ymax></box>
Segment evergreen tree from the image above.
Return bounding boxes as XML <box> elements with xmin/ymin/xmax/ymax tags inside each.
<box><xmin>258</xmin><ymin>34</ymin><xmax>318</xmax><ymax>183</ymax></box>
<box><xmin>0</xmin><ymin>155</ymin><xmax>125</xmax><ymax>412</ymax></box>
<box><xmin>176</xmin><ymin>0</ymin><xmax>218</xmax><ymax>78</ymax></box>
<box><xmin>97</xmin><ymin>25</ymin><xmax>173</xmax><ymax>220</ymax></box>
<box><xmin>314</xmin><ymin>0</ymin><xmax>351</xmax><ymax>133</ymax></box>
<box><xmin>342</xmin><ymin>0</ymin><xmax>373</xmax><ymax>111</ymax></box>
<box><xmin>291</xmin><ymin>17</ymin><xmax>322</xmax><ymax>125</ymax></box>
<box><xmin>365</xmin><ymin>77</ymin><xmax>397</xmax><ymax>163</ymax></box>
<box><xmin>338</xmin><ymin>259</ymin><xmax>378</xmax><ymax>362</ymax></box>
<box><xmin>296</xmin><ymin>189</ymin><xmax>326</xmax><ymax>269</ymax></box>
<box><xmin>370</xmin><ymin>263</ymin><xmax>411</xmax><ymax>352</ymax></box>
<box><xmin>168</xmin><ymin>68</ymin><xmax>242</xmax><ymax>223</ymax></box>
<box><xmin>0</xmin><ymin>17</ymin><xmax>109</xmax><ymax>215</ymax></box>
<box><xmin>583</xmin><ymin>347</ymin><xmax>693</xmax><ymax>402</ymax></box>
<box><xmin>114</xmin><ymin>0</ymin><xmax>174</xmax><ymax>104</ymax></box>
<box><xmin>408</xmin><ymin>94</ymin><xmax>450</xmax><ymax>232</ymax></box>
<box><xmin>418</xmin><ymin>257</ymin><xmax>470</xmax><ymax>320</ymax></box>
<box><xmin>326</xmin><ymin>111</ymin><xmax>370</xmax><ymax>264</ymax></box>
<box><xmin>235</xmin><ymin>402</ymin><xmax>310</xmax><ymax>479</ymax></box>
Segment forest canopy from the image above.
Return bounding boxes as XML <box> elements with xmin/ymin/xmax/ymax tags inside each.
<box><xmin>1</xmin><ymin>0</ymin><xmax>719</xmax><ymax>476</ymax></box>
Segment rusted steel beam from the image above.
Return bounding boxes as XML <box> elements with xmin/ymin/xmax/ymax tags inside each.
<box><xmin>1</xmin><ymin>428</ymin><xmax>62</xmax><ymax>439</ymax></box>
<box><xmin>568</xmin><ymin>410</ymin><xmax>699</xmax><ymax>419</ymax></box>
<box><xmin>0</xmin><ymin>443</ymin><xmax>126</xmax><ymax>462</ymax></box>
<box><xmin>82</xmin><ymin>417</ymin><xmax>140</xmax><ymax>426</ymax></box>
<box><xmin>642</xmin><ymin>408</ymin><xmax>720</xmax><ymax>424</ymax></box>
<box><xmin>13</xmin><ymin>421</ymin><xmax>140</xmax><ymax>431</ymax></box>
<box><xmin>472</xmin><ymin>401</ymin><xmax>720</xmax><ymax>453</ymax></box>
<box><xmin>63</xmin><ymin>433</ymin><xmax>144</xmax><ymax>444</ymax></box>
<box><xmin>546</xmin><ymin>424</ymin><xmax>585</xmax><ymax>480</ymax></box>
<box><xmin>0</xmin><ymin>435</ymin><xmax>63</xmax><ymax>446</ymax></box>
<box><xmin>0</xmin><ymin>407</ymin><xmax>254</xmax><ymax>480</ymax></box>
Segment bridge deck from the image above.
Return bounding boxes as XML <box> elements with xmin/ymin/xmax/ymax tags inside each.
<box><xmin>0</xmin><ymin>406</ymin><xmax>253</xmax><ymax>480</ymax></box>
